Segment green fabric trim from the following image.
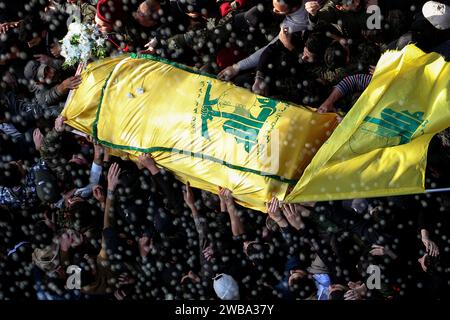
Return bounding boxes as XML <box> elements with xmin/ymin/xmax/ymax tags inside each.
<box><xmin>92</xmin><ymin>57</ymin><xmax>298</xmax><ymax>185</ymax></box>
<box><xmin>130</xmin><ymin>53</ymin><xmax>218</xmax><ymax>79</ymax></box>
<box><xmin>92</xmin><ymin>70</ymin><xmax>114</xmax><ymax>141</ymax></box>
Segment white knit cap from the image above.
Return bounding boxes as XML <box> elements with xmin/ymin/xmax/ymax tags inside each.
<box><xmin>213</xmin><ymin>274</ymin><xmax>240</xmax><ymax>300</ymax></box>
<box><xmin>422</xmin><ymin>1</ymin><xmax>450</xmax><ymax>30</ymax></box>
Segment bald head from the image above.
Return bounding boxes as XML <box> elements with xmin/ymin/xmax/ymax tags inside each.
<box><xmin>133</xmin><ymin>0</ymin><xmax>162</xmax><ymax>27</ymax></box>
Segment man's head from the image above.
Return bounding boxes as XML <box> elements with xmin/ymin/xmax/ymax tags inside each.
<box><xmin>180</xmin><ymin>270</ymin><xmax>202</xmax><ymax>299</ymax></box>
<box><xmin>35</xmin><ymin>167</ymin><xmax>61</xmax><ymax>204</ymax></box>
<box><xmin>243</xmin><ymin>240</ymin><xmax>274</xmax><ymax>265</ymax></box>
<box><xmin>63</xmin><ymin>160</ymin><xmax>90</xmax><ymax>191</ymax></box>
<box><xmin>273</xmin><ymin>0</ymin><xmax>303</xmax><ymax>15</ymax></box>
<box><xmin>58</xmin><ymin>228</ymin><xmax>85</xmax><ymax>249</ymax></box>
<box><xmin>331</xmin><ymin>0</ymin><xmax>361</xmax><ymax>12</ymax></box>
<box><xmin>302</xmin><ymin>33</ymin><xmax>331</xmax><ymax>63</ymax></box>
<box><xmin>324</xmin><ymin>42</ymin><xmax>348</xmax><ymax>69</ymax></box>
<box><xmin>0</xmin><ymin>161</ymin><xmax>25</xmax><ymax>187</ymax></box>
<box><xmin>0</xmin><ymin>97</ymin><xmax>7</xmax><ymax>122</ymax></box>
<box><xmin>95</xmin><ymin>14</ymin><xmax>113</xmax><ymax>34</ymax></box>
<box><xmin>356</xmin><ymin>42</ymin><xmax>380</xmax><ymax>69</ymax></box>
<box><xmin>288</xmin><ymin>269</ymin><xmax>316</xmax><ymax>299</ymax></box>
<box><xmin>24</xmin><ymin>61</ymin><xmax>59</xmax><ymax>85</ymax></box>
<box><xmin>32</xmin><ymin>220</ymin><xmax>55</xmax><ymax>248</ymax></box>
<box><xmin>328</xmin><ymin>284</ymin><xmax>349</xmax><ymax>300</ymax></box>
<box><xmin>63</xmin><ymin>197</ymin><xmax>100</xmax><ymax>232</ymax></box>
<box><xmin>96</xmin><ymin>0</ymin><xmax>125</xmax><ymax>34</ymax></box>
<box><xmin>115</xmin><ymin>166</ymin><xmax>143</xmax><ymax>198</ymax></box>
<box><xmin>133</xmin><ymin>0</ymin><xmax>162</xmax><ymax>28</ymax></box>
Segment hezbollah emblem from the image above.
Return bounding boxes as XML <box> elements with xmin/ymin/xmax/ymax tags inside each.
<box><xmin>349</xmin><ymin>108</ymin><xmax>429</xmax><ymax>155</ymax></box>
<box><xmin>200</xmin><ymin>81</ymin><xmax>278</xmax><ymax>153</ymax></box>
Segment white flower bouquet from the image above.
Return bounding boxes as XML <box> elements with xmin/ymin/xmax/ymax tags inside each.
<box><xmin>60</xmin><ymin>22</ymin><xmax>107</xmax><ymax>69</ymax></box>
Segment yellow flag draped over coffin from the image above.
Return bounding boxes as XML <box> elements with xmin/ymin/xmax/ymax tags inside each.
<box><xmin>62</xmin><ymin>54</ymin><xmax>338</xmax><ymax>212</ymax></box>
<box><xmin>285</xmin><ymin>45</ymin><xmax>450</xmax><ymax>203</ymax></box>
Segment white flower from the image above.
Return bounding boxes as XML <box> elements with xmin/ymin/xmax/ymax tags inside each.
<box><xmin>68</xmin><ymin>22</ymin><xmax>83</xmax><ymax>34</ymax></box>
<box><xmin>60</xmin><ymin>23</ymin><xmax>107</xmax><ymax>67</ymax></box>
<box><xmin>95</xmin><ymin>38</ymin><xmax>106</xmax><ymax>47</ymax></box>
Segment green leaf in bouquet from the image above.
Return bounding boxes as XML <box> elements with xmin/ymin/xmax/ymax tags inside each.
<box><xmin>92</xmin><ymin>46</ymin><xmax>107</xmax><ymax>59</ymax></box>
<box><xmin>70</xmin><ymin>35</ymin><xmax>80</xmax><ymax>46</ymax></box>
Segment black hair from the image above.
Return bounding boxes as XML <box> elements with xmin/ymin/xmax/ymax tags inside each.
<box><xmin>160</xmin><ymin>263</ymin><xmax>183</xmax><ymax>288</ymax></box>
<box><xmin>116</xmin><ymin>168</ymin><xmax>143</xmax><ymax>197</ymax></box>
<box><xmin>60</xmin><ymin>132</ymin><xmax>82</xmax><ymax>160</ymax></box>
<box><xmin>36</xmin><ymin>117</ymin><xmax>56</xmax><ymax>136</ymax></box>
<box><xmin>329</xmin><ymin>288</ymin><xmax>346</xmax><ymax>300</ymax></box>
<box><xmin>65</xmin><ymin>162</ymin><xmax>90</xmax><ymax>189</ymax></box>
<box><xmin>324</xmin><ymin>42</ymin><xmax>347</xmax><ymax>69</ymax></box>
<box><xmin>0</xmin><ymin>96</ymin><xmax>8</xmax><ymax>121</ymax></box>
<box><xmin>31</xmin><ymin>220</ymin><xmax>54</xmax><ymax>248</ymax></box>
<box><xmin>0</xmin><ymin>162</ymin><xmax>22</xmax><ymax>187</ymax></box>
<box><xmin>290</xmin><ymin>31</ymin><xmax>305</xmax><ymax>51</ymax></box>
<box><xmin>65</xmin><ymin>200</ymin><xmax>100</xmax><ymax>232</ymax></box>
<box><xmin>179</xmin><ymin>276</ymin><xmax>203</xmax><ymax>299</ymax></box>
<box><xmin>330</xmin><ymin>0</ymin><xmax>353</xmax><ymax>5</ymax></box>
<box><xmin>305</xmin><ymin>33</ymin><xmax>332</xmax><ymax>58</ymax></box>
<box><xmin>246</xmin><ymin>242</ymin><xmax>274</xmax><ymax>264</ymax></box>
<box><xmin>289</xmin><ymin>274</ymin><xmax>316</xmax><ymax>299</ymax></box>
<box><xmin>18</xmin><ymin>15</ymin><xmax>46</xmax><ymax>43</ymax></box>
<box><xmin>356</xmin><ymin>42</ymin><xmax>381</xmax><ymax>69</ymax></box>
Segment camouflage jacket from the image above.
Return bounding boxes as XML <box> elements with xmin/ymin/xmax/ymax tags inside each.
<box><xmin>39</xmin><ymin>129</ymin><xmax>69</xmax><ymax>187</ymax></box>
<box><xmin>57</xmin><ymin>1</ymin><xmax>96</xmax><ymax>25</ymax></box>
<box><xmin>78</xmin><ymin>1</ymin><xmax>96</xmax><ymax>25</ymax></box>
<box><xmin>29</xmin><ymin>82</ymin><xmax>66</xmax><ymax>108</ymax></box>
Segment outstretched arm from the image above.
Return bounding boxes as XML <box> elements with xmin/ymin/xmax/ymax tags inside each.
<box><xmin>219</xmin><ymin>187</ymin><xmax>245</xmax><ymax>237</ymax></box>
<box><xmin>99</xmin><ymin>163</ymin><xmax>121</xmax><ymax>260</ymax></box>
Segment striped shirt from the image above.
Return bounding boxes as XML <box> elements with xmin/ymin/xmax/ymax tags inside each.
<box><xmin>335</xmin><ymin>74</ymin><xmax>373</xmax><ymax>96</ymax></box>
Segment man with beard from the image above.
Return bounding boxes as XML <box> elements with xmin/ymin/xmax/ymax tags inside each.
<box><xmin>23</xmin><ymin>60</ymin><xmax>81</xmax><ymax>109</ymax></box>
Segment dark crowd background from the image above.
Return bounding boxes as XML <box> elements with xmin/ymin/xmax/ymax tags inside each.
<box><xmin>0</xmin><ymin>0</ymin><xmax>449</xmax><ymax>301</ymax></box>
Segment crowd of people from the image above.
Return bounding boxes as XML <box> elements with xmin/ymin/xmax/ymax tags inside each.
<box><xmin>0</xmin><ymin>0</ymin><xmax>449</xmax><ymax>301</ymax></box>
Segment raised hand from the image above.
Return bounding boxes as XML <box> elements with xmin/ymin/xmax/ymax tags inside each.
<box><xmin>183</xmin><ymin>182</ymin><xmax>196</xmax><ymax>210</ymax></box>
<box><xmin>93</xmin><ymin>185</ymin><xmax>106</xmax><ymax>205</ymax></box>
<box><xmin>54</xmin><ymin>115</ymin><xmax>67</xmax><ymax>133</ymax></box>
<box><xmin>282</xmin><ymin>203</ymin><xmax>304</xmax><ymax>230</ymax></box>
<box><xmin>218</xmin><ymin>64</ymin><xmax>240</xmax><ymax>81</ymax></box>
<box><xmin>422</xmin><ymin>237</ymin><xmax>439</xmax><ymax>257</ymax></box>
<box><xmin>33</xmin><ymin>128</ymin><xmax>44</xmax><ymax>151</ymax></box>
<box><xmin>138</xmin><ymin>153</ymin><xmax>159</xmax><ymax>174</ymax></box>
<box><xmin>202</xmin><ymin>244</ymin><xmax>214</xmax><ymax>262</ymax></box>
<box><xmin>107</xmin><ymin>163</ymin><xmax>121</xmax><ymax>192</ymax></box>
<box><xmin>219</xmin><ymin>187</ymin><xmax>234</xmax><ymax>207</ymax></box>
<box><xmin>305</xmin><ymin>1</ymin><xmax>321</xmax><ymax>16</ymax></box>
<box><xmin>267</xmin><ymin>197</ymin><xmax>282</xmax><ymax>222</ymax></box>
<box><xmin>60</xmin><ymin>75</ymin><xmax>82</xmax><ymax>93</ymax></box>
<box><xmin>139</xmin><ymin>236</ymin><xmax>153</xmax><ymax>258</ymax></box>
